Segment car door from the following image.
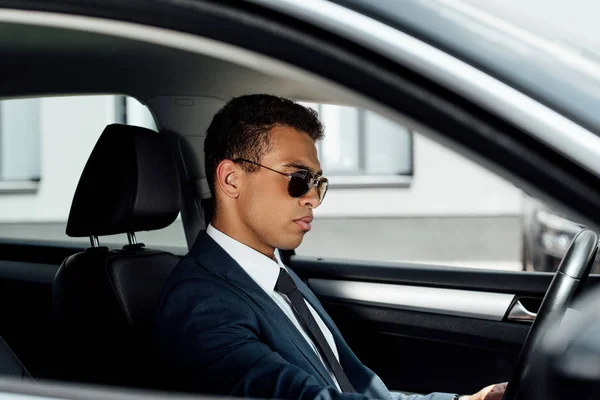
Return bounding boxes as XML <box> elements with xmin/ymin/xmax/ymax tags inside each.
<box><xmin>0</xmin><ymin>1</ymin><xmax>600</xmax><ymax>400</ymax></box>
<box><xmin>289</xmin><ymin>255</ymin><xmax>600</xmax><ymax>395</ymax></box>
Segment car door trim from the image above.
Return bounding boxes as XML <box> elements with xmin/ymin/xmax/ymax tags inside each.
<box><xmin>506</xmin><ymin>299</ymin><xmax>537</xmax><ymax>322</ymax></box>
<box><xmin>308</xmin><ymin>278</ymin><xmax>515</xmax><ymax>321</ymax></box>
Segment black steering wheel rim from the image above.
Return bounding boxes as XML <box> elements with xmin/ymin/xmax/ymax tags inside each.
<box><xmin>503</xmin><ymin>229</ymin><xmax>598</xmax><ymax>400</ymax></box>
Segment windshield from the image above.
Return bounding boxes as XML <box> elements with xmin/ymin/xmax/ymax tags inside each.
<box><xmin>461</xmin><ymin>0</ymin><xmax>600</xmax><ymax>58</ymax></box>
<box><xmin>338</xmin><ymin>0</ymin><xmax>600</xmax><ymax>135</ymax></box>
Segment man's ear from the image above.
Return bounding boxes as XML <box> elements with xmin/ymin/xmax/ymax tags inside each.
<box><xmin>215</xmin><ymin>160</ymin><xmax>240</xmax><ymax>199</ymax></box>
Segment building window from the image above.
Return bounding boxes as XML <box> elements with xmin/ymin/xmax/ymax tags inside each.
<box><xmin>0</xmin><ymin>98</ymin><xmax>41</xmax><ymax>193</ymax></box>
<box><xmin>302</xmin><ymin>103</ymin><xmax>413</xmax><ymax>187</ymax></box>
<box><xmin>0</xmin><ymin>95</ymin><xmax>156</xmax><ymax>195</ymax></box>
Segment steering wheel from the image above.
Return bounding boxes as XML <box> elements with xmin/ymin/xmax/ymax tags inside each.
<box><xmin>502</xmin><ymin>229</ymin><xmax>598</xmax><ymax>400</ymax></box>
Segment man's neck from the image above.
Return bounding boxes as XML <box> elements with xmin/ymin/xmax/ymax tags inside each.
<box><xmin>211</xmin><ymin>218</ymin><xmax>275</xmax><ymax>259</ymax></box>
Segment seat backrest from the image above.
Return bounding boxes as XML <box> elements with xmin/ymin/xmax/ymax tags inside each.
<box><xmin>52</xmin><ymin>124</ymin><xmax>181</xmax><ymax>388</ymax></box>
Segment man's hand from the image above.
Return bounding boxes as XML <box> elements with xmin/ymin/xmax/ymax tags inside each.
<box><xmin>461</xmin><ymin>382</ymin><xmax>508</xmax><ymax>400</ymax></box>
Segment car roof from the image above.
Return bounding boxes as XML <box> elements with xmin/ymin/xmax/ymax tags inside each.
<box><xmin>0</xmin><ymin>14</ymin><xmax>352</xmax><ymax>106</ymax></box>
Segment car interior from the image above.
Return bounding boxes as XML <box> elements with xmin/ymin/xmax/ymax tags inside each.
<box><xmin>0</xmin><ymin>3</ymin><xmax>599</xmax><ymax>400</ymax></box>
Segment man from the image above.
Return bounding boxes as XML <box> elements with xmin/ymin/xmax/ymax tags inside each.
<box><xmin>153</xmin><ymin>95</ymin><xmax>507</xmax><ymax>400</ymax></box>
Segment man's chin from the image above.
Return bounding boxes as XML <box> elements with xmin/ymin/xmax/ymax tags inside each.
<box><xmin>275</xmin><ymin>235</ymin><xmax>305</xmax><ymax>251</ymax></box>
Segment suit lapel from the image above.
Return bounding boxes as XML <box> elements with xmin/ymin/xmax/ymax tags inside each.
<box><xmin>190</xmin><ymin>232</ymin><xmax>334</xmax><ymax>386</ymax></box>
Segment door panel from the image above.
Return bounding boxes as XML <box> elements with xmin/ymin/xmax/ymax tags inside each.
<box><xmin>291</xmin><ymin>255</ymin><xmax>600</xmax><ymax>395</ymax></box>
<box><xmin>291</xmin><ymin>256</ymin><xmax>558</xmax><ymax>294</ymax></box>
<box><xmin>0</xmin><ymin>263</ymin><xmax>58</xmax><ymax>379</ymax></box>
<box><xmin>323</xmin><ymin>301</ymin><xmax>523</xmax><ymax>394</ymax></box>
<box><xmin>0</xmin><ymin>240</ymin><xmax>79</xmax><ymax>379</ymax></box>
<box><xmin>309</xmin><ymin>279</ymin><xmax>515</xmax><ymax>321</ymax></box>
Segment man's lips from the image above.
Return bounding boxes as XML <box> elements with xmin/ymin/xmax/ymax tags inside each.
<box><xmin>294</xmin><ymin>216</ymin><xmax>313</xmax><ymax>231</ymax></box>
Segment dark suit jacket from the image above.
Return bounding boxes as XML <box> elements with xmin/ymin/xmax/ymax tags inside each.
<box><xmin>153</xmin><ymin>232</ymin><xmax>455</xmax><ymax>400</ymax></box>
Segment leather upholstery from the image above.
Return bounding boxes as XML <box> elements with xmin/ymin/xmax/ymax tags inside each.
<box><xmin>53</xmin><ymin>247</ymin><xmax>179</xmax><ymax>330</ymax></box>
<box><xmin>107</xmin><ymin>248</ymin><xmax>180</xmax><ymax>327</ymax></box>
<box><xmin>53</xmin><ymin>124</ymin><xmax>182</xmax><ymax>388</ymax></box>
<box><xmin>66</xmin><ymin>123</ymin><xmax>181</xmax><ymax>237</ymax></box>
<box><xmin>53</xmin><ymin>247</ymin><xmax>179</xmax><ymax>386</ymax></box>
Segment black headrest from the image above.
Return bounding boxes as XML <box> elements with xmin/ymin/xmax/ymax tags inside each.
<box><xmin>66</xmin><ymin>124</ymin><xmax>181</xmax><ymax>237</ymax></box>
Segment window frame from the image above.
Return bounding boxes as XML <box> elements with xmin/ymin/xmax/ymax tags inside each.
<box><xmin>312</xmin><ymin>105</ymin><xmax>414</xmax><ymax>189</ymax></box>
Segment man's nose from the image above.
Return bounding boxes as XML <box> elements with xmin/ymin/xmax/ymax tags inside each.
<box><xmin>299</xmin><ymin>186</ymin><xmax>321</xmax><ymax>209</ymax></box>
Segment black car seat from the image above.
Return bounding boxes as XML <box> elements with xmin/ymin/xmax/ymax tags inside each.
<box><xmin>52</xmin><ymin>124</ymin><xmax>181</xmax><ymax>389</ymax></box>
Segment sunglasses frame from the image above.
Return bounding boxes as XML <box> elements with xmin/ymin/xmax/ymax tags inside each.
<box><xmin>232</xmin><ymin>158</ymin><xmax>328</xmax><ymax>203</ymax></box>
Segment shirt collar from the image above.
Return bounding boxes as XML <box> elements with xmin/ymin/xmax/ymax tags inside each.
<box><xmin>206</xmin><ymin>223</ymin><xmax>285</xmax><ymax>294</ymax></box>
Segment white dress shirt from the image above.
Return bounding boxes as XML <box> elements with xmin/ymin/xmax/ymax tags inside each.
<box><xmin>207</xmin><ymin>223</ymin><xmax>341</xmax><ymax>391</ymax></box>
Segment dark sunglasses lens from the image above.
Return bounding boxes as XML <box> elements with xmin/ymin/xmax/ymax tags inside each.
<box><xmin>288</xmin><ymin>171</ymin><xmax>311</xmax><ymax>198</ymax></box>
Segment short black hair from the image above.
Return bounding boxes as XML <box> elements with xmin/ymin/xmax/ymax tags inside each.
<box><xmin>204</xmin><ymin>94</ymin><xmax>324</xmax><ymax>214</ymax></box>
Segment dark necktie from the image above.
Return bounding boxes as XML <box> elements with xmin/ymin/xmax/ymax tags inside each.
<box><xmin>275</xmin><ymin>268</ymin><xmax>356</xmax><ymax>393</ymax></box>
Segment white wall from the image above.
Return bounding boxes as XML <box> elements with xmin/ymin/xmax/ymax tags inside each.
<box><xmin>0</xmin><ymin>96</ymin><xmax>117</xmax><ymax>222</ymax></box>
<box><xmin>316</xmin><ymin>134</ymin><xmax>523</xmax><ymax>218</ymax></box>
<box><xmin>0</xmin><ymin>98</ymin><xmax>41</xmax><ymax>181</ymax></box>
<box><xmin>0</xmin><ymin>97</ymin><xmax>524</xmax><ymax>223</ymax></box>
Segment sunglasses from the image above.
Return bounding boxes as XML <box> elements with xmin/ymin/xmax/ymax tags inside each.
<box><xmin>232</xmin><ymin>158</ymin><xmax>328</xmax><ymax>204</ymax></box>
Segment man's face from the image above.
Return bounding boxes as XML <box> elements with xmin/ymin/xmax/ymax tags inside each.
<box><xmin>238</xmin><ymin>125</ymin><xmax>322</xmax><ymax>252</ymax></box>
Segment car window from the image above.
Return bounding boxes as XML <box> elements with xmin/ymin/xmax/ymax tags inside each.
<box><xmin>0</xmin><ymin>95</ymin><xmax>186</xmax><ymax>248</ymax></box>
<box><xmin>294</xmin><ymin>103</ymin><xmax>560</xmax><ymax>274</ymax></box>
<box><xmin>341</xmin><ymin>0</ymin><xmax>600</xmax><ymax>136</ymax></box>
<box><xmin>1</xmin><ymin>95</ymin><xmax>581</xmax><ymax>273</ymax></box>
<box><xmin>300</xmin><ymin>103</ymin><xmax>412</xmax><ymax>187</ymax></box>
